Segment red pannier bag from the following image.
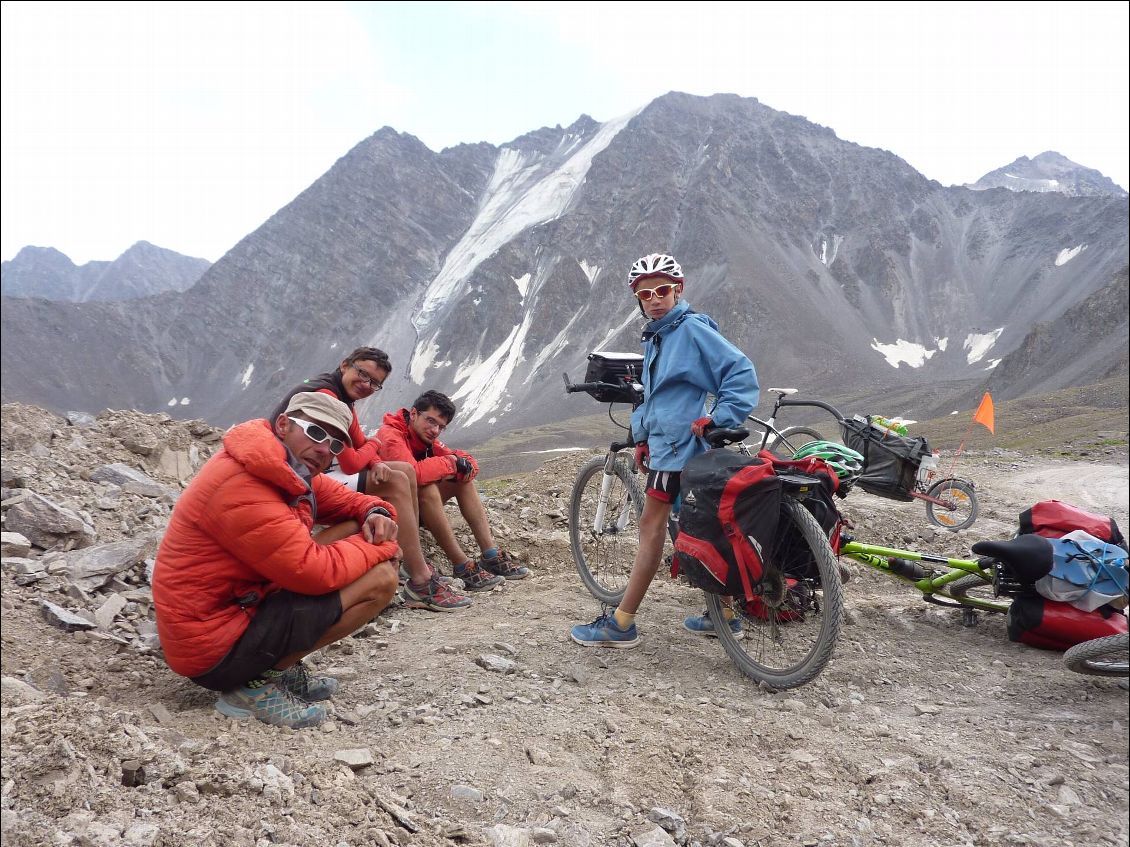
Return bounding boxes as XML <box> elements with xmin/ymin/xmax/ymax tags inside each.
<box><xmin>1019</xmin><ymin>500</ymin><xmax>1127</xmax><ymax>550</ymax></box>
<box><xmin>1006</xmin><ymin>594</ymin><xmax>1128</xmax><ymax>651</ymax></box>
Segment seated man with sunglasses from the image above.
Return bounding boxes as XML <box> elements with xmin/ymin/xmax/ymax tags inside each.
<box><xmin>272</xmin><ymin>347</ymin><xmax>471</xmax><ymax>612</ymax></box>
<box><xmin>153</xmin><ymin>391</ymin><xmax>400</xmax><ymax>729</ymax></box>
<box><xmin>378</xmin><ymin>390</ymin><xmax>530</xmax><ymax>590</ymax></box>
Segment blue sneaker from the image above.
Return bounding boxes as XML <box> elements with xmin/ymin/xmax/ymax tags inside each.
<box><xmin>215</xmin><ymin>682</ymin><xmax>327</xmax><ymax>729</ymax></box>
<box><xmin>570</xmin><ymin>612</ymin><xmax>640</xmax><ymax>649</ymax></box>
<box><xmin>683</xmin><ymin>610</ymin><xmax>744</xmax><ymax>639</ymax></box>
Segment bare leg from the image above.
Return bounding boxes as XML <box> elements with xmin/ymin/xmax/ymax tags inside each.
<box><xmin>275</xmin><ymin>559</ymin><xmax>398</xmax><ymax>668</ymax></box>
<box><xmin>617</xmin><ymin>496</ymin><xmax>673</xmax><ymax>615</ymax></box>
<box><xmin>365</xmin><ymin>467</ymin><xmax>431</xmax><ymax>584</ymax></box>
<box><xmin>418</xmin><ymin>482</ymin><xmax>471</xmax><ymax>566</ymax></box>
<box><xmin>437</xmin><ymin>479</ymin><xmax>494</xmax><ymax>553</ymax></box>
<box><xmin>383</xmin><ymin>461</ymin><xmax>419</xmax><ymax>522</ymax></box>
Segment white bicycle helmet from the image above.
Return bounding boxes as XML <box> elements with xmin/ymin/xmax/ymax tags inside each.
<box><xmin>628</xmin><ymin>253</ymin><xmax>684</xmax><ymax>288</ymax></box>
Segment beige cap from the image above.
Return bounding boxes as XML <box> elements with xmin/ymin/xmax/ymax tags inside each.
<box><xmin>283</xmin><ymin>392</ymin><xmax>354</xmax><ymax>447</ymax></box>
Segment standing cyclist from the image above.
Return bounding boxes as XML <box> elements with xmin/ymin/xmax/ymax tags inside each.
<box><xmin>570</xmin><ymin>253</ymin><xmax>760</xmax><ymax>648</ymax></box>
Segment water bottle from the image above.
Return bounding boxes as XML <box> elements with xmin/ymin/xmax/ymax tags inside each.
<box><xmin>916</xmin><ymin>451</ymin><xmax>939</xmax><ymax>485</ymax></box>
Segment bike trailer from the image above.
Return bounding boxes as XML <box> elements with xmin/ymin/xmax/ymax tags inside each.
<box><xmin>1018</xmin><ymin>500</ymin><xmax>1128</xmax><ymax>551</ymax></box>
<box><xmin>672</xmin><ymin>451</ymin><xmax>781</xmax><ymax>597</ymax></box>
<box><xmin>1006</xmin><ymin>594</ymin><xmax>1128</xmax><ymax>651</ymax></box>
<box><xmin>840</xmin><ymin>416</ymin><xmax>931</xmax><ymax>502</ymax></box>
<box><xmin>582</xmin><ymin>352</ymin><xmax>644</xmax><ymax>404</ymax></box>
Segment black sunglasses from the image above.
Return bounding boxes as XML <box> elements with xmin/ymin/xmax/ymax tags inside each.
<box><xmin>287</xmin><ymin>417</ymin><xmax>346</xmax><ymax>455</ymax></box>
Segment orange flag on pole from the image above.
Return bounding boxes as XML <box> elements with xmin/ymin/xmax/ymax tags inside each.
<box><xmin>972</xmin><ymin>392</ymin><xmax>995</xmax><ymax>434</ymax></box>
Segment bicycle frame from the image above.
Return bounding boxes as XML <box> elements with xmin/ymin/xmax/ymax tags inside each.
<box><xmin>839</xmin><ymin>539</ymin><xmax>1008</xmax><ymax>614</ymax></box>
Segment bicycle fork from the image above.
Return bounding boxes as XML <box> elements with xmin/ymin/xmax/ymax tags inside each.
<box><xmin>593</xmin><ymin>456</ymin><xmax>634</xmax><ymax>534</ymax></box>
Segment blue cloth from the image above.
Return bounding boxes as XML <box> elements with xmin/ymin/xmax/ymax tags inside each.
<box><xmin>630</xmin><ymin>300</ymin><xmax>759</xmax><ymax>472</ymax></box>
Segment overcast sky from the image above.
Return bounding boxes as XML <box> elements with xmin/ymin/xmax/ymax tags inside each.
<box><xmin>2</xmin><ymin>1</ymin><xmax>1127</xmax><ymax>265</ymax></box>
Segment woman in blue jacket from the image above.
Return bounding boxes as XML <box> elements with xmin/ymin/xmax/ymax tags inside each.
<box><xmin>571</xmin><ymin>253</ymin><xmax>760</xmax><ymax>648</ymax></box>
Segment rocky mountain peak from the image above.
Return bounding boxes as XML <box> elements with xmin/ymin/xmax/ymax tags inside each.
<box><xmin>965</xmin><ymin>150</ymin><xmax>1127</xmax><ymax>197</ymax></box>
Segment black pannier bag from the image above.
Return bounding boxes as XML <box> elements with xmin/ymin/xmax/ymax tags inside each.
<box><xmin>840</xmin><ymin>417</ymin><xmax>931</xmax><ymax>502</ymax></box>
<box><xmin>758</xmin><ymin>450</ymin><xmax>845</xmax><ymax>556</ymax></box>
<box><xmin>673</xmin><ymin>451</ymin><xmax>781</xmax><ymax>597</ymax></box>
<box><xmin>583</xmin><ymin>352</ymin><xmax>645</xmax><ymax>404</ymax></box>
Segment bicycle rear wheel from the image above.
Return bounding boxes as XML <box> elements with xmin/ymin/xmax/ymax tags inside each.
<box><xmin>569</xmin><ymin>455</ymin><xmax>644</xmax><ymax>605</ymax></box>
<box><xmin>766</xmin><ymin>426</ymin><xmax>824</xmax><ymax>459</ymax></box>
<box><xmin>1063</xmin><ymin>633</ymin><xmax>1129</xmax><ymax>677</ymax></box>
<box><xmin>925</xmin><ymin>478</ymin><xmax>979</xmax><ymax>532</ymax></box>
<box><xmin>705</xmin><ymin>498</ymin><xmax>843</xmax><ymax>689</ymax></box>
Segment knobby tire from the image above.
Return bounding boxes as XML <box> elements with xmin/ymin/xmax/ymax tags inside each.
<box><xmin>705</xmin><ymin>498</ymin><xmax>843</xmax><ymax>689</ymax></box>
<box><xmin>569</xmin><ymin>455</ymin><xmax>643</xmax><ymax>606</ymax></box>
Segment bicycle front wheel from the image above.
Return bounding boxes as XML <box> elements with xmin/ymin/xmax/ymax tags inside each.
<box><xmin>1063</xmin><ymin>633</ymin><xmax>1129</xmax><ymax>677</ymax></box>
<box><xmin>766</xmin><ymin>426</ymin><xmax>824</xmax><ymax>459</ymax></box>
<box><xmin>925</xmin><ymin>478</ymin><xmax>979</xmax><ymax>532</ymax></box>
<box><xmin>705</xmin><ymin>498</ymin><xmax>843</xmax><ymax>689</ymax></box>
<box><xmin>569</xmin><ymin>455</ymin><xmax>644</xmax><ymax>605</ymax></box>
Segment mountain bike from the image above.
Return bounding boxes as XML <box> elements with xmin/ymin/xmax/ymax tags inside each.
<box><xmin>563</xmin><ymin>369</ymin><xmax>843</xmax><ymax>690</ymax></box>
<box><xmin>837</xmin><ymin>534</ymin><xmax>1009</xmax><ymax>627</ymax></box>
<box><xmin>749</xmin><ymin>392</ymin><xmax>979</xmax><ymax>531</ymax></box>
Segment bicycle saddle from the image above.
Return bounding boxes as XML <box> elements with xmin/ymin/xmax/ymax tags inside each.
<box><xmin>970</xmin><ymin>534</ymin><xmax>1053</xmax><ymax>584</ymax></box>
<box><xmin>705</xmin><ymin>427</ymin><xmax>749</xmax><ymax>449</ymax></box>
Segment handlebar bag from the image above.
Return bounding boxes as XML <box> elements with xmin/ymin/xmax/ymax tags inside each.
<box><xmin>673</xmin><ymin>451</ymin><xmax>780</xmax><ymax>598</ymax></box>
<box><xmin>583</xmin><ymin>352</ymin><xmax>644</xmax><ymax>404</ymax></box>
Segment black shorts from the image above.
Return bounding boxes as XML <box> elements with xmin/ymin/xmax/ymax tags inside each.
<box><xmin>645</xmin><ymin>469</ymin><xmax>682</xmax><ymax>503</ymax></box>
<box><xmin>190</xmin><ymin>589</ymin><xmax>343</xmax><ymax>692</ymax></box>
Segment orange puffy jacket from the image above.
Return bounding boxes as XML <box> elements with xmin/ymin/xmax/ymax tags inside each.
<box><xmin>153</xmin><ymin>419</ymin><xmax>399</xmax><ymax>677</ymax></box>
<box><xmin>376</xmin><ymin>409</ymin><xmax>476</xmax><ymax>485</ymax></box>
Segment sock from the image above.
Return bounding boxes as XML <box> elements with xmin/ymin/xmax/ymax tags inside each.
<box><xmin>454</xmin><ymin>559</ymin><xmax>474</xmax><ymax>573</ymax></box>
<box><xmin>613</xmin><ymin>608</ymin><xmax>636</xmax><ymax>629</ymax></box>
<box><xmin>720</xmin><ymin>607</ymin><xmax>736</xmax><ymax>621</ymax></box>
<box><xmin>482</xmin><ymin>547</ymin><xmax>499</xmax><ymax>561</ymax></box>
<box><xmin>246</xmin><ymin>667</ymin><xmax>284</xmax><ymax>689</ymax></box>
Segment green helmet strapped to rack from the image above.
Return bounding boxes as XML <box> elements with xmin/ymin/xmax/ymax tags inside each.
<box><xmin>791</xmin><ymin>440</ymin><xmax>865</xmax><ymax>486</ymax></box>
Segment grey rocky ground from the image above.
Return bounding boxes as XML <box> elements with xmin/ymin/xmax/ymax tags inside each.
<box><xmin>1</xmin><ymin>403</ymin><xmax>1127</xmax><ymax>847</ymax></box>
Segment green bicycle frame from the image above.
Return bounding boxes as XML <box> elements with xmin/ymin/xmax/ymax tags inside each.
<box><xmin>839</xmin><ymin>540</ymin><xmax>1009</xmax><ymax>613</ymax></box>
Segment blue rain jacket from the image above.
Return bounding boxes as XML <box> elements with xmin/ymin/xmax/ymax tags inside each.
<box><xmin>630</xmin><ymin>300</ymin><xmax>760</xmax><ymax>471</ymax></box>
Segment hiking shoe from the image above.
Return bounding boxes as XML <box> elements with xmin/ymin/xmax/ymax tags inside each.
<box><xmin>277</xmin><ymin>663</ymin><xmax>339</xmax><ymax>701</ymax></box>
<box><xmin>215</xmin><ymin>682</ymin><xmax>327</xmax><ymax>729</ymax></box>
<box><xmin>683</xmin><ymin>611</ymin><xmax>744</xmax><ymax>639</ymax></box>
<box><xmin>570</xmin><ymin>612</ymin><xmax>640</xmax><ymax>648</ymax></box>
<box><xmin>453</xmin><ymin>560</ymin><xmax>504</xmax><ymax>592</ymax></box>
<box><xmin>480</xmin><ymin>550</ymin><xmax>530</xmax><ymax>580</ymax></box>
<box><xmin>404</xmin><ymin>575</ymin><xmax>472</xmax><ymax>611</ymax></box>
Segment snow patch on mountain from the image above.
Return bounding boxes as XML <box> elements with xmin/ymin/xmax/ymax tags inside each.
<box><xmin>964</xmin><ymin>328</ymin><xmax>1004</xmax><ymax>364</ymax></box>
<box><xmin>513</xmin><ymin>273</ymin><xmax>532</xmax><ymax>298</ymax></box>
<box><xmin>596</xmin><ymin>309</ymin><xmax>644</xmax><ymax>352</ymax></box>
<box><xmin>451</xmin><ymin>316</ymin><xmax>531</xmax><ymax>427</ymax></box>
<box><xmin>1055</xmin><ymin>244</ymin><xmax>1087</xmax><ymax>266</ymax></box>
<box><xmin>240</xmin><ymin>364</ymin><xmax>254</xmax><ymax>389</ymax></box>
<box><xmin>936</xmin><ymin>337</ymin><xmax>949</xmax><ymax>352</ymax></box>
<box><xmin>870</xmin><ymin>338</ymin><xmax>937</xmax><ymax>368</ymax></box>
<box><xmin>412</xmin><ymin>107</ymin><xmax>642</xmax><ymax>332</ymax></box>
<box><xmin>410</xmin><ymin>337</ymin><xmax>442</xmax><ymax>384</ymax></box>
<box><xmin>819</xmin><ymin>235</ymin><xmax>844</xmax><ymax>265</ymax></box>
<box><xmin>579</xmin><ymin>260</ymin><xmax>601</xmax><ymax>284</ymax></box>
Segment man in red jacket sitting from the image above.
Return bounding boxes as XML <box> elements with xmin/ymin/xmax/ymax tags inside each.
<box><xmin>153</xmin><ymin>392</ymin><xmax>400</xmax><ymax>729</ymax></box>
<box><xmin>378</xmin><ymin>390</ymin><xmax>530</xmax><ymax>590</ymax></box>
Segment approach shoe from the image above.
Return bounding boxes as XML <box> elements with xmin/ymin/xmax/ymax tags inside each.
<box><xmin>400</xmin><ymin>560</ymin><xmax>461</xmax><ymax>587</ymax></box>
<box><xmin>278</xmin><ymin>663</ymin><xmax>339</xmax><ymax>701</ymax></box>
<box><xmin>570</xmin><ymin>612</ymin><xmax>640</xmax><ymax>649</ymax></box>
<box><xmin>453</xmin><ymin>560</ymin><xmax>505</xmax><ymax>592</ymax></box>
<box><xmin>215</xmin><ymin>681</ymin><xmax>327</xmax><ymax>729</ymax></box>
<box><xmin>683</xmin><ymin>611</ymin><xmax>744</xmax><ymax>639</ymax></box>
<box><xmin>404</xmin><ymin>575</ymin><xmax>472</xmax><ymax>611</ymax></box>
<box><xmin>480</xmin><ymin>550</ymin><xmax>530</xmax><ymax>580</ymax></box>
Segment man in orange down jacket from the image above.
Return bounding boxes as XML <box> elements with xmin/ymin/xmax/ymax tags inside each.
<box><xmin>153</xmin><ymin>391</ymin><xmax>400</xmax><ymax>729</ymax></box>
<box><xmin>378</xmin><ymin>390</ymin><xmax>530</xmax><ymax>591</ymax></box>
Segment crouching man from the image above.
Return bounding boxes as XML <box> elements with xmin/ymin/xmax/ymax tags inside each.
<box><xmin>153</xmin><ymin>392</ymin><xmax>400</xmax><ymax>729</ymax></box>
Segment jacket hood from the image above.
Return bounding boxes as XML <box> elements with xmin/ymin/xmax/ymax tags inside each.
<box><xmin>222</xmin><ymin>420</ymin><xmax>309</xmax><ymax>498</ymax></box>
